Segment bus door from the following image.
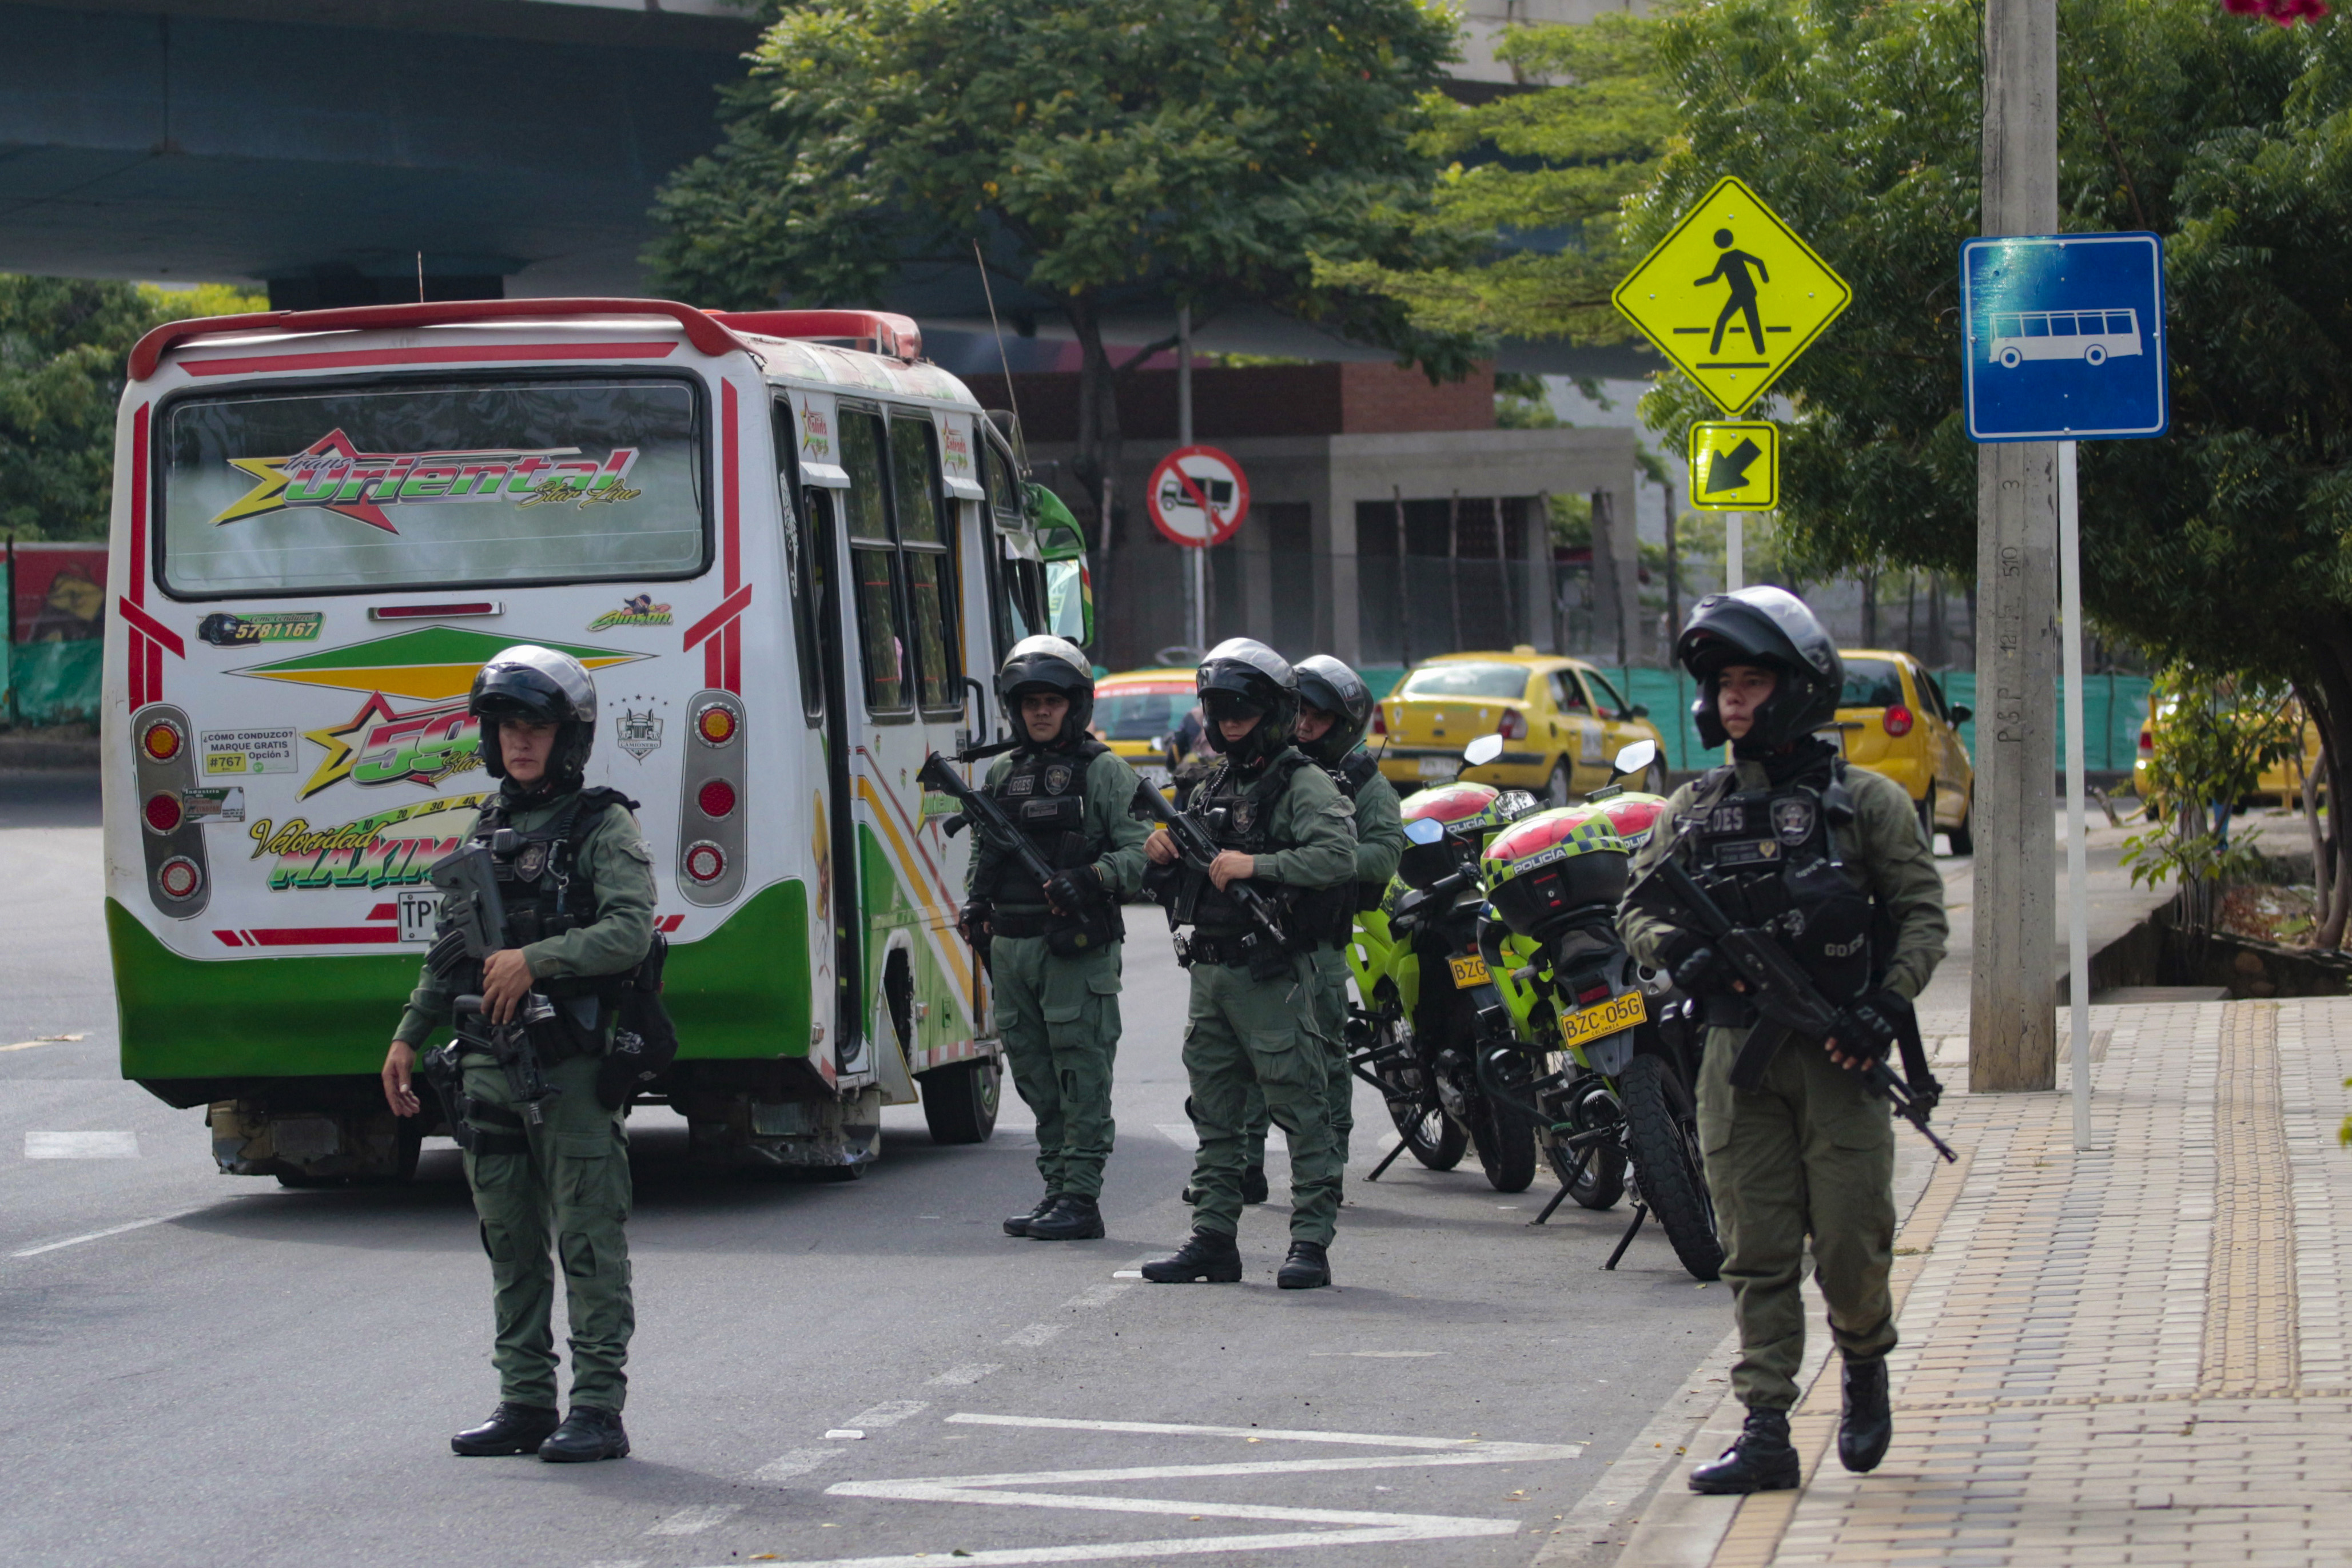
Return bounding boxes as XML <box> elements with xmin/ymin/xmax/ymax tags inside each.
<box><xmin>775</xmin><ymin>391</ymin><xmax>862</xmax><ymax>1081</ymax></box>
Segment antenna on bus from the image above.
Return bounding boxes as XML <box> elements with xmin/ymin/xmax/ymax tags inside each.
<box><xmin>973</xmin><ymin>239</ymin><xmax>1029</xmax><ymax>473</ymax></box>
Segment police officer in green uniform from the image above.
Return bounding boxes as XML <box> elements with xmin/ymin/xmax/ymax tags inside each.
<box><xmin>1224</xmin><ymin>656</ymin><xmax>1403</xmax><ymax>1185</ymax></box>
<box><xmin>380</xmin><ymin>646</ymin><xmax>655</xmax><ymax>1463</ymax></box>
<box><xmin>965</xmin><ymin>635</ymin><xmax>1151</xmax><ymax>1242</ymax></box>
<box><xmin>1140</xmin><ymin>640</ymin><xmax>1359</xmax><ymax>1289</ymax></box>
<box><xmin>1619</xmin><ymin>589</ymin><xmax>1948</xmax><ymax>1493</ymax></box>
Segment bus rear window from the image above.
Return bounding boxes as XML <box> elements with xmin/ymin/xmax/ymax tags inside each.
<box><xmin>157</xmin><ymin>377</ymin><xmax>708</xmax><ymax>597</ymax></box>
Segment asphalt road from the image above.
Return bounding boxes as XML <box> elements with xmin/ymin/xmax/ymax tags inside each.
<box><xmin>2</xmin><ymin>770</ymin><xmax>1740</xmax><ymax>1568</ymax></box>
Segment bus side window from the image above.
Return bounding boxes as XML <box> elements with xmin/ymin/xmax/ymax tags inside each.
<box><xmin>841</xmin><ymin>411</ymin><xmax>909</xmax><ymax>714</ymax></box>
<box><xmin>889</xmin><ymin>414</ymin><xmax>960</xmax><ymax>715</ymax></box>
<box><xmin>773</xmin><ymin>398</ymin><xmax>825</xmax><ymax>726</ymax></box>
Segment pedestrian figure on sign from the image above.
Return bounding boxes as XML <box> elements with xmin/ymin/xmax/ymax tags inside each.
<box><xmin>1698</xmin><ymin>229</ymin><xmax>1770</xmax><ymax>356</ymax></box>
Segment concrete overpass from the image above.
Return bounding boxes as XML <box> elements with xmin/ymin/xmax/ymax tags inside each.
<box><xmin>0</xmin><ymin>0</ymin><xmax>1655</xmax><ymax>373</ymax></box>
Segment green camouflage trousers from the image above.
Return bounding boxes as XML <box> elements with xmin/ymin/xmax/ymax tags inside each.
<box><xmin>1239</xmin><ymin>947</ymin><xmax>1353</xmax><ymax>1169</ymax></box>
<box><xmin>460</xmin><ymin>1049</ymin><xmax>634</xmax><ymax>1412</ymax></box>
<box><xmin>990</xmin><ymin>934</ymin><xmax>1121</xmax><ymax>1200</ymax></box>
<box><xmin>1184</xmin><ymin>957</ymin><xmax>1342</xmax><ymax>1245</ymax></box>
<box><xmin>1697</xmin><ymin>1023</ymin><xmax>1898</xmax><ymax>1410</ymax></box>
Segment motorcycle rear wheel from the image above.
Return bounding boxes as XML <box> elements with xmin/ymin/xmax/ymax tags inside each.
<box><xmin>1370</xmin><ymin>1018</ymin><xmax>1467</xmax><ymax>1171</ymax></box>
<box><xmin>1619</xmin><ymin>1052</ymin><xmax>1724</xmax><ymax>1281</ymax></box>
<box><xmin>1469</xmin><ymin>1092</ymin><xmax>1539</xmax><ymax>1193</ymax></box>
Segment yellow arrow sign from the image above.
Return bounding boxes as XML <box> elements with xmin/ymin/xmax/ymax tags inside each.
<box><xmin>1613</xmin><ymin>176</ymin><xmax>1851</xmax><ymax>416</ymax></box>
<box><xmin>1688</xmin><ymin>421</ymin><xmax>1778</xmax><ymax>511</ymax></box>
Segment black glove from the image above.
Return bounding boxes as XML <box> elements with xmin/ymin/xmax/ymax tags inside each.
<box><xmin>1828</xmin><ymin>989</ymin><xmax>1908</xmax><ymax>1066</ymax></box>
<box><xmin>958</xmin><ymin>899</ymin><xmax>992</xmax><ymax>941</ymax></box>
<box><xmin>1659</xmin><ymin>929</ymin><xmax>1722</xmax><ymax>993</ymax></box>
<box><xmin>1045</xmin><ymin>865</ymin><xmax>1103</xmax><ymax>914</ymax></box>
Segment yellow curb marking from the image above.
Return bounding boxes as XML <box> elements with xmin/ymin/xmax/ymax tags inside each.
<box><xmin>2203</xmin><ymin>1001</ymin><xmax>2297</xmax><ymax>1396</ymax></box>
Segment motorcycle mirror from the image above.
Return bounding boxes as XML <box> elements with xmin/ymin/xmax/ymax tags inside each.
<box><xmin>1462</xmin><ymin>733</ymin><xmax>1506</xmax><ymax>767</ymax></box>
<box><xmin>1403</xmin><ymin>818</ymin><xmax>1446</xmax><ymax>846</ymax></box>
<box><xmin>1611</xmin><ymin>738</ymin><xmax>1658</xmax><ymax>778</ymax></box>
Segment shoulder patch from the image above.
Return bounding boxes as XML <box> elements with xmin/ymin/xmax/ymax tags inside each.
<box><xmin>619</xmin><ymin>839</ymin><xmax>655</xmax><ymax>865</ymax></box>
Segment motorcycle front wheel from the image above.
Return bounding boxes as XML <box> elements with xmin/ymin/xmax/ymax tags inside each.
<box><xmin>1370</xmin><ymin>1018</ymin><xmax>1467</xmax><ymax>1171</ymax></box>
<box><xmin>1467</xmin><ymin>1048</ymin><xmax>1541</xmax><ymax>1193</ymax></box>
<box><xmin>1619</xmin><ymin>1052</ymin><xmax>1724</xmax><ymax>1281</ymax></box>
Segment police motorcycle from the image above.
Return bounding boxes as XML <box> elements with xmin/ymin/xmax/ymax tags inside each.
<box><xmin>1474</xmin><ymin>738</ymin><xmax>1725</xmax><ymax>1281</ymax></box>
<box><xmin>1352</xmin><ymin>750</ymin><xmax>1547</xmax><ymax>1193</ymax></box>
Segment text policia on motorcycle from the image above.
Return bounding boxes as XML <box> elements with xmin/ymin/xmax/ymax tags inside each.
<box><xmin>1137</xmin><ymin>639</ymin><xmax>1362</xmax><ymax>1289</ymax></box>
<box><xmin>955</xmin><ymin>636</ymin><xmax>1152</xmax><ymax>1243</ymax></box>
<box><xmin>1619</xmin><ymin>586</ymin><xmax>1952</xmax><ymax>1495</ymax></box>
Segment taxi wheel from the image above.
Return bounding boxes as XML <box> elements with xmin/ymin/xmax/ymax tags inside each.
<box><xmin>1643</xmin><ymin>760</ymin><xmax>1669</xmax><ymax>795</ymax></box>
<box><xmin>1546</xmin><ymin>760</ymin><xmax>1574</xmax><ymax>808</ymax></box>
<box><xmin>1950</xmin><ymin>791</ymin><xmax>1975</xmax><ymax>855</ymax></box>
<box><xmin>1918</xmin><ymin>786</ymin><xmax>1937</xmax><ymax>851</ymax></box>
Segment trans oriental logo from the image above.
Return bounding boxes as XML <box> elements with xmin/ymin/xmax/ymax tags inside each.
<box><xmin>209</xmin><ymin>429</ymin><xmax>644</xmax><ymax>534</ymax></box>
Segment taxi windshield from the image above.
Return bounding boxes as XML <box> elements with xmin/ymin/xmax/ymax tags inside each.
<box><xmin>1400</xmin><ymin>663</ymin><xmax>1532</xmax><ymax>701</ymax></box>
<box><xmin>1840</xmin><ymin>659</ymin><xmax>1904</xmax><ymax>709</ymax></box>
<box><xmin>1095</xmin><ymin>687</ymin><xmax>1191</xmax><ymax>741</ymax></box>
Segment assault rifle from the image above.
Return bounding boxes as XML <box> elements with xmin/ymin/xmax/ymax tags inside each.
<box><xmin>917</xmin><ymin>751</ymin><xmax>1117</xmax><ymax>960</ymax></box>
<box><xmin>1129</xmin><ymin>778</ymin><xmax>1295</xmax><ymax>980</ymax></box>
<box><xmin>1630</xmin><ymin>834</ymin><xmax>1957</xmax><ymax>1163</ymax></box>
<box><xmin>421</xmin><ymin>842</ymin><xmax>561</xmax><ymax>1127</ymax></box>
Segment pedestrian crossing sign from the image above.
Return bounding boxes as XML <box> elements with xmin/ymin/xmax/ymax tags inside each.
<box><xmin>1687</xmin><ymin>421</ymin><xmax>1779</xmax><ymax>511</ymax></box>
<box><xmin>1613</xmin><ymin>176</ymin><xmax>1853</xmax><ymax>416</ymax></box>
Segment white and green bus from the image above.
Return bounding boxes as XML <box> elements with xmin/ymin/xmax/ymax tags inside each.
<box><xmin>104</xmin><ymin>297</ymin><xmax>1089</xmax><ymax>1183</ymax></box>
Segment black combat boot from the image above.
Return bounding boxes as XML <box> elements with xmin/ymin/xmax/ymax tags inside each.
<box><xmin>1004</xmin><ymin>1193</ymin><xmax>1060</xmax><ymax>1237</ymax></box>
<box><xmin>1838</xmin><ymin>1356</ymin><xmax>1892</xmax><ymax>1473</ymax></box>
<box><xmin>539</xmin><ymin>1406</ymin><xmax>630</xmax><ymax>1463</ymax></box>
<box><xmin>1140</xmin><ymin>1228</ymin><xmax>1243</xmax><ymax>1283</ymax></box>
<box><xmin>1241</xmin><ymin>1164</ymin><xmax>1270</xmax><ymax>1205</ymax></box>
<box><xmin>1688</xmin><ymin>1408</ymin><xmax>1800</xmax><ymax>1494</ymax></box>
<box><xmin>1026</xmin><ymin>1193</ymin><xmax>1105</xmax><ymax>1241</ymax></box>
<box><xmin>1276</xmin><ymin>1240</ymin><xmax>1330</xmax><ymax>1290</ymax></box>
<box><xmin>451</xmin><ymin>1402</ymin><xmax>560</xmax><ymax>1456</ymax></box>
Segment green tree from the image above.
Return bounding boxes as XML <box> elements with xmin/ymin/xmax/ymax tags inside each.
<box><xmin>646</xmin><ymin>0</ymin><xmax>1474</xmax><ymax>573</ymax></box>
<box><xmin>1</xmin><ymin>278</ymin><xmax>263</xmax><ymax>540</ymax></box>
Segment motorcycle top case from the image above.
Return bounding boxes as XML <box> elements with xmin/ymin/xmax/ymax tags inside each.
<box><xmin>1482</xmin><ymin>806</ymin><xmax>1630</xmax><ymax>941</ymax></box>
<box><xmin>1396</xmin><ymin>780</ymin><xmax>1505</xmax><ymax>888</ymax></box>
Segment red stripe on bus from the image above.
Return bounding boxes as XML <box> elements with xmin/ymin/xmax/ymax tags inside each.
<box><xmin>681</xmin><ymin>582</ymin><xmax>752</xmax><ymax>649</ymax></box>
<box><xmin>129</xmin><ymin>404</ymin><xmax>149</xmax><ymax>602</ymax></box>
<box><xmin>146</xmin><ymin>639</ymin><xmax>162</xmax><ymax>704</ymax></box>
<box><xmin>178</xmin><ymin>342</ymin><xmax>682</xmax><ymax>377</ymax></box>
<box><xmin>239</xmin><ymin>926</ymin><xmax>403</xmax><ymax>947</ymax></box>
<box><xmin>722</xmin><ymin>379</ymin><xmax>742</xmax><ymax>594</ymax></box>
<box><xmin>116</xmin><ymin>596</ymin><xmax>186</xmax><ymax>657</ymax></box>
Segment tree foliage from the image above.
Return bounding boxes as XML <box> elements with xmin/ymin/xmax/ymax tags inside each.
<box><xmin>646</xmin><ymin>0</ymin><xmax>1475</xmax><ymax>567</ymax></box>
<box><xmin>1</xmin><ymin>278</ymin><xmax>263</xmax><ymax>541</ymax></box>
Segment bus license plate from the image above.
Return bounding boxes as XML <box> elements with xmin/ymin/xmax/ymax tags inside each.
<box><xmin>1448</xmin><ymin>954</ymin><xmax>1490</xmax><ymax>988</ymax></box>
<box><xmin>1561</xmin><ymin>990</ymin><xmax>1647</xmax><ymax>1051</ymax></box>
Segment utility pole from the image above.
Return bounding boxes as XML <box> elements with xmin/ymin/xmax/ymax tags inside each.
<box><xmin>1973</xmin><ymin>0</ymin><xmax>2062</xmax><ymax>1091</ymax></box>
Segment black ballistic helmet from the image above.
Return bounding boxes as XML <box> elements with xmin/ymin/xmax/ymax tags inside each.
<box><xmin>1293</xmin><ymin>654</ymin><xmax>1374</xmax><ymax>768</ymax></box>
<box><xmin>997</xmin><ymin>634</ymin><xmax>1096</xmax><ymax>747</ymax></box>
<box><xmin>1674</xmin><ymin>586</ymin><xmax>1844</xmax><ymax>755</ymax></box>
<box><xmin>1196</xmin><ymin>638</ymin><xmax>1298</xmax><ymax>766</ymax></box>
<box><xmin>471</xmin><ymin>644</ymin><xmax>599</xmax><ymax>789</ymax></box>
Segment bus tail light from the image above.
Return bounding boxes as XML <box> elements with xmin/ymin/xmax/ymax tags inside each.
<box><xmin>1883</xmin><ymin>705</ymin><xmax>1914</xmax><ymax>738</ymax></box>
<box><xmin>130</xmin><ymin>702</ymin><xmax>209</xmax><ymax>918</ymax></box>
<box><xmin>677</xmin><ymin>690</ymin><xmax>746</xmax><ymax>906</ymax></box>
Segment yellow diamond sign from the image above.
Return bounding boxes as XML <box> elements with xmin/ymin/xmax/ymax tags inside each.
<box><xmin>1688</xmin><ymin>421</ymin><xmax>1778</xmax><ymax>511</ymax></box>
<box><xmin>1613</xmin><ymin>176</ymin><xmax>1852</xmax><ymax>416</ymax></box>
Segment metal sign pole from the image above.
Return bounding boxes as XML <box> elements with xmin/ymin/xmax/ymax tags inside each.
<box><xmin>1726</xmin><ymin>512</ymin><xmax>1744</xmax><ymax>592</ymax></box>
<box><xmin>2059</xmin><ymin>440</ymin><xmax>2093</xmax><ymax>1148</ymax></box>
<box><xmin>1179</xmin><ymin>305</ymin><xmax>1205</xmax><ymax>653</ymax></box>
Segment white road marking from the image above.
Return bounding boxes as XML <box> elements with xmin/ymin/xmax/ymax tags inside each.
<box><xmin>824</xmin><ymin>1430</ymin><xmax>865</xmax><ymax>1440</ymax></box>
<box><xmin>846</xmin><ymin>1400</ymin><xmax>930</xmax><ymax>1429</ymax></box>
<box><xmin>1306</xmin><ymin>1351</ymin><xmax>1443</xmax><ymax>1358</ymax></box>
<box><xmin>1060</xmin><ymin>1281</ymin><xmax>1133</xmax><ymax>1309</ymax></box>
<box><xmin>753</xmin><ymin>1448</ymin><xmax>847</xmax><ymax>1482</ymax></box>
<box><xmin>1154</xmin><ymin>1124</ymin><xmax>1199</xmax><ymax>1151</ymax></box>
<box><xmin>1111</xmin><ymin>1269</ymin><xmax>1144</xmax><ymax>1280</ymax></box>
<box><xmin>644</xmin><ymin>1504</ymin><xmax>740</xmax><ymax>1536</ymax></box>
<box><xmin>1003</xmin><ymin>1323</ymin><xmax>1065</xmax><ymax>1349</ymax></box>
<box><xmin>926</xmin><ymin>1363</ymin><xmax>1001</xmax><ymax>1387</ymax></box>
<box><xmin>25</xmin><ymin>1131</ymin><xmax>138</xmax><ymax>1159</ymax></box>
<box><xmin>796</xmin><ymin>1413</ymin><xmax>1581</xmax><ymax>1567</ymax></box>
<box><xmin>579</xmin><ymin>1560</ymin><xmax>646</xmax><ymax>1567</ymax></box>
<box><xmin>2</xmin><ymin>1033</ymin><xmax>83</xmax><ymax>1052</ymax></box>
<box><xmin>11</xmin><ymin>1208</ymin><xmax>201</xmax><ymax>1257</ymax></box>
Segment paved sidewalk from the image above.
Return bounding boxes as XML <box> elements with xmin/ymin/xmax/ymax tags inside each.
<box><xmin>1594</xmin><ymin>995</ymin><xmax>2352</xmax><ymax>1568</ymax></box>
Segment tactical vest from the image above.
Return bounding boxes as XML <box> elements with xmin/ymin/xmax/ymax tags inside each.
<box><xmin>463</xmin><ymin>785</ymin><xmax>640</xmax><ymax>1044</ymax></box>
<box><xmin>1683</xmin><ymin>757</ymin><xmax>1879</xmax><ymax>1013</ymax></box>
<box><xmin>982</xmin><ymin>738</ymin><xmax>1111</xmax><ymax>910</ymax></box>
<box><xmin>1325</xmin><ymin>746</ymin><xmax>1388</xmax><ymax>919</ymax></box>
<box><xmin>1176</xmin><ymin>750</ymin><xmax>1354</xmax><ymax>947</ymax></box>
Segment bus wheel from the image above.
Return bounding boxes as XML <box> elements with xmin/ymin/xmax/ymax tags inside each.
<box><xmin>2084</xmin><ymin>344</ymin><xmax>2107</xmax><ymax>366</ymax></box>
<box><xmin>921</xmin><ymin>1055</ymin><xmax>1002</xmax><ymax>1145</ymax></box>
<box><xmin>2000</xmin><ymin>347</ymin><xmax>2022</xmax><ymax>369</ymax></box>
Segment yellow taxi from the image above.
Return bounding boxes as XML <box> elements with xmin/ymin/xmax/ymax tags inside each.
<box><xmin>1089</xmin><ymin>667</ymin><xmax>1195</xmax><ymax>791</ymax></box>
<box><xmin>2134</xmin><ymin>697</ymin><xmax>2321</xmax><ymax>814</ymax></box>
<box><xmin>1372</xmin><ymin>648</ymin><xmax>1667</xmax><ymax>806</ymax></box>
<box><xmin>1834</xmin><ymin>649</ymin><xmax>1975</xmax><ymax>852</ymax></box>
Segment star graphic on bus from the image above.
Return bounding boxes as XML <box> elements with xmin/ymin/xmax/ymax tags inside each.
<box><xmin>210</xmin><ymin>429</ymin><xmax>399</xmax><ymax>532</ymax></box>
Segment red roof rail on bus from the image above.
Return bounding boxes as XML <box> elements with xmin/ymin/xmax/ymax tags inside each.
<box><xmin>126</xmin><ymin>297</ymin><xmax>754</xmax><ymax>381</ymax></box>
<box><xmin>708</xmin><ymin>310</ymin><xmax>922</xmax><ymax>363</ymax></box>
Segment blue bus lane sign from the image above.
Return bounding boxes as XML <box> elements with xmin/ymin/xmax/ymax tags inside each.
<box><xmin>1961</xmin><ymin>232</ymin><xmax>2167</xmax><ymax>442</ymax></box>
